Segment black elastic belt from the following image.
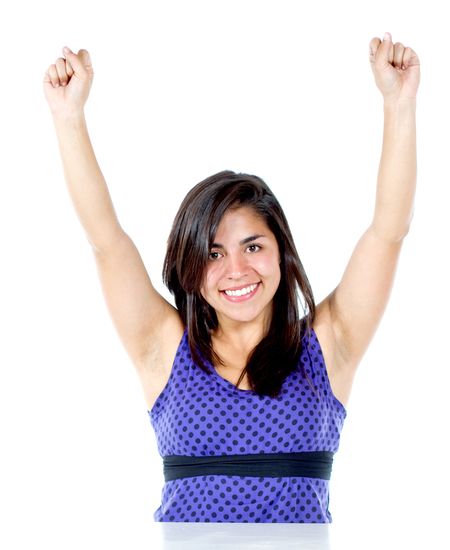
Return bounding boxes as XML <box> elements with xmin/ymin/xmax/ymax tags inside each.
<box><xmin>163</xmin><ymin>451</ymin><xmax>334</xmax><ymax>481</ymax></box>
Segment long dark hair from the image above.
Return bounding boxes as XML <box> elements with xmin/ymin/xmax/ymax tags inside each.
<box><xmin>162</xmin><ymin>170</ymin><xmax>317</xmax><ymax>398</ymax></box>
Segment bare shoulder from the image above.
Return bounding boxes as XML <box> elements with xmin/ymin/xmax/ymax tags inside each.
<box><xmin>312</xmin><ymin>296</ymin><xmax>355</xmax><ymax>410</ymax></box>
<box><xmin>136</xmin><ymin>306</ymin><xmax>186</xmax><ymax>412</ymax></box>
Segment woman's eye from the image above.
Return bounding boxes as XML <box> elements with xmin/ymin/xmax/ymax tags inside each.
<box><xmin>208</xmin><ymin>251</ymin><xmax>222</xmax><ymax>260</ymax></box>
<box><xmin>247</xmin><ymin>244</ymin><xmax>261</xmax><ymax>252</ymax></box>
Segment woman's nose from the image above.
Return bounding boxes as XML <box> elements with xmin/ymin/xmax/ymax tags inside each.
<box><xmin>225</xmin><ymin>253</ymin><xmax>248</xmax><ymax>278</ymax></box>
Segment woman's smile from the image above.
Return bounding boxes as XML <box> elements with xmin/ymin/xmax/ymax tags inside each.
<box><xmin>221</xmin><ymin>282</ymin><xmax>261</xmax><ymax>301</ymax></box>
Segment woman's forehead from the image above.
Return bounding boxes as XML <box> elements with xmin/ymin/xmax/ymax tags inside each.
<box><xmin>216</xmin><ymin>206</ymin><xmax>267</xmax><ymax>230</ymax></box>
<box><xmin>211</xmin><ymin>210</ymin><xmax>275</xmax><ymax>248</ymax></box>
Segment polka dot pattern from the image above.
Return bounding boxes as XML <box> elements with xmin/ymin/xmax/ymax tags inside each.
<box><xmin>148</xmin><ymin>325</ymin><xmax>347</xmax><ymax>522</ymax></box>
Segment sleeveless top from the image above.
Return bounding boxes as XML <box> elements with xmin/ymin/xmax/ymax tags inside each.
<box><xmin>147</xmin><ymin>324</ymin><xmax>347</xmax><ymax>523</ymax></box>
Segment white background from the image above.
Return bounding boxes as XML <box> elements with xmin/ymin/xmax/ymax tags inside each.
<box><xmin>1</xmin><ymin>0</ymin><xmax>448</xmax><ymax>548</ymax></box>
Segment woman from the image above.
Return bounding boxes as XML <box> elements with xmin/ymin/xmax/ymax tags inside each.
<box><xmin>43</xmin><ymin>32</ymin><xmax>419</xmax><ymax>523</ymax></box>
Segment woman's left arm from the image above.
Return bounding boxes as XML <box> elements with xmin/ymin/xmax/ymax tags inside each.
<box><xmin>326</xmin><ymin>32</ymin><xmax>420</xmax><ymax>371</ymax></box>
<box><xmin>372</xmin><ymin>99</ymin><xmax>416</xmax><ymax>241</ymax></box>
<box><xmin>370</xmin><ymin>31</ymin><xmax>420</xmax><ymax>240</ymax></box>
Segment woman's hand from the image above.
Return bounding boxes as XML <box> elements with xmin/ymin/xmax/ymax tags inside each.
<box><xmin>369</xmin><ymin>32</ymin><xmax>420</xmax><ymax>102</ymax></box>
<box><xmin>43</xmin><ymin>47</ymin><xmax>94</xmax><ymax>116</ymax></box>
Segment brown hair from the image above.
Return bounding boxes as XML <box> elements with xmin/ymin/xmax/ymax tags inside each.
<box><xmin>162</xmin><ymin>170</ymin><xmax>317</xmax><ymax>398</ymax></box>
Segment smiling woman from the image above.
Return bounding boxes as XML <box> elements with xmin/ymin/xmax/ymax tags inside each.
<box><xmin>44</xmin><ymin>29</ymin><xmax>419</xmax><ymax>523</ymax></box>
<box><xmin>149</xmin><ymin>170</ymin><xmax>346</xmax><ymax>523</ymax></box>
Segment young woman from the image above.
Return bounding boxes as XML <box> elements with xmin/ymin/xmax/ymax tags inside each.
<box><xmin>43</xmin><ymin>32</ymin><xmax>419</xmax><ymax>523</ymax></box>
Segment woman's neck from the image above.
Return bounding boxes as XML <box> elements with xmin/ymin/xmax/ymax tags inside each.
<box><xmin>212</xmin><ymin>317</ymin><xmax>270</xmax><ymax>353</ymax></box>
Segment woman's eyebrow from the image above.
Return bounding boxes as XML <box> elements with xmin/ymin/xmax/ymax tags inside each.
<box><xmin>211</xmin><ymin>234</ymin><xmax>266</xmax><ymax>248</ymax></box>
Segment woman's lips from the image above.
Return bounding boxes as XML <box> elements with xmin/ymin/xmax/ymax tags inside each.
<box><xmin>220</xmin><ymin>282</ymin><xmax>261</xmax><ymax>302</ymax></box>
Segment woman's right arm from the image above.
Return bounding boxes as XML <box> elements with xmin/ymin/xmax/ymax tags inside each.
<box><xmin>43</xmin><ymin>47</ymin><xmax>184</xmax><ymax>369</ymax></box>
<box><xmin>52</xmin><ymin>110</ymin><xmax>124</xmax><ymax>251</ymax></box>
<box><xmin>44</xmin><ymin>46</ymin><xmax>122</xmax><ymax>252</ymax></box>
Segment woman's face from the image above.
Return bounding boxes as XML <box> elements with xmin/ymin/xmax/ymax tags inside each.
<box><xmin>200</xmin><ymin>206</ymin><xmax>281</xmax><ymax>329</ymax></box>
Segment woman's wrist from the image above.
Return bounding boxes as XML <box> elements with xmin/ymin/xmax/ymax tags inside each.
<box><xmin>383</xmin><ymin>98</ymin><xmax>416</xmax><ymax>118</ymax></box>
<box><xmin>383</xmin><ymin>97</ymin><xmax>416</xmax><ymax>107</ymax></box>
<box><xmin>51</xmin><ymin>108</ymin><xmax>86</xmax><ymax>125</ymax></box>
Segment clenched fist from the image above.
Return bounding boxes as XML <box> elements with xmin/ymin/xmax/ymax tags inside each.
<box><xmin>43</xmin><ymin>47</ymin><xmax>94</xmax><ymax>116</ymax></box>
<box><xmin>369</xmin><ymin>32</ymin><xmax>420</xmax><ymax>102</ymax></box>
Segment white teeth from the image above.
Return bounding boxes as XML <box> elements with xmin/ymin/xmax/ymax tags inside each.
<box><xmin>224</xmin><ymin>283</ymin><xmax>258</xmax><ymax>297</ymax></box>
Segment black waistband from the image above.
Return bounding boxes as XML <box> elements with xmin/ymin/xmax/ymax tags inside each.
<box><xmin>163</xmin><ymin>451</ymin><xmax>334</xmax><ymax>481</ymax></box>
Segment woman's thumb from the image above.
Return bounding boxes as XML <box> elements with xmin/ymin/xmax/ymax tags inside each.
<box><xmin>62</xmin><ymin>46</ymin><xmax>93</xmax><ymax>76</ymax></box>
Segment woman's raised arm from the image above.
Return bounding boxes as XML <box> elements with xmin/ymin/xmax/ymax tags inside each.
<box><xmin>44</xmin><ymin>47</ymin><xmax>123</xmax><ymax>251</ymax></box>
<box><xmin>43</xmin><ymin>47</ymin><xmax>184</xmax><ymax>369</ymax></box>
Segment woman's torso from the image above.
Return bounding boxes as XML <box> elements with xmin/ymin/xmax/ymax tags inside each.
<box><xmin>146</xmin><ymin>309</ymin><xmax>348</xmax><ymax>522</ymax></box>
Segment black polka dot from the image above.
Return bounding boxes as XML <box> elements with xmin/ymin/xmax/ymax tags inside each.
<box><xmin>148</xmin><ymin>325</ymin><xmax>347</xmax><ymax>522</ymax></box>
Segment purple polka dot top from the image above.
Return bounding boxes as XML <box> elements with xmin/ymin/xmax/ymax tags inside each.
<box><xmin>147</xmin><ymin>324</ymin><xmax>347</xmax><ymax>522</ymax></box>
